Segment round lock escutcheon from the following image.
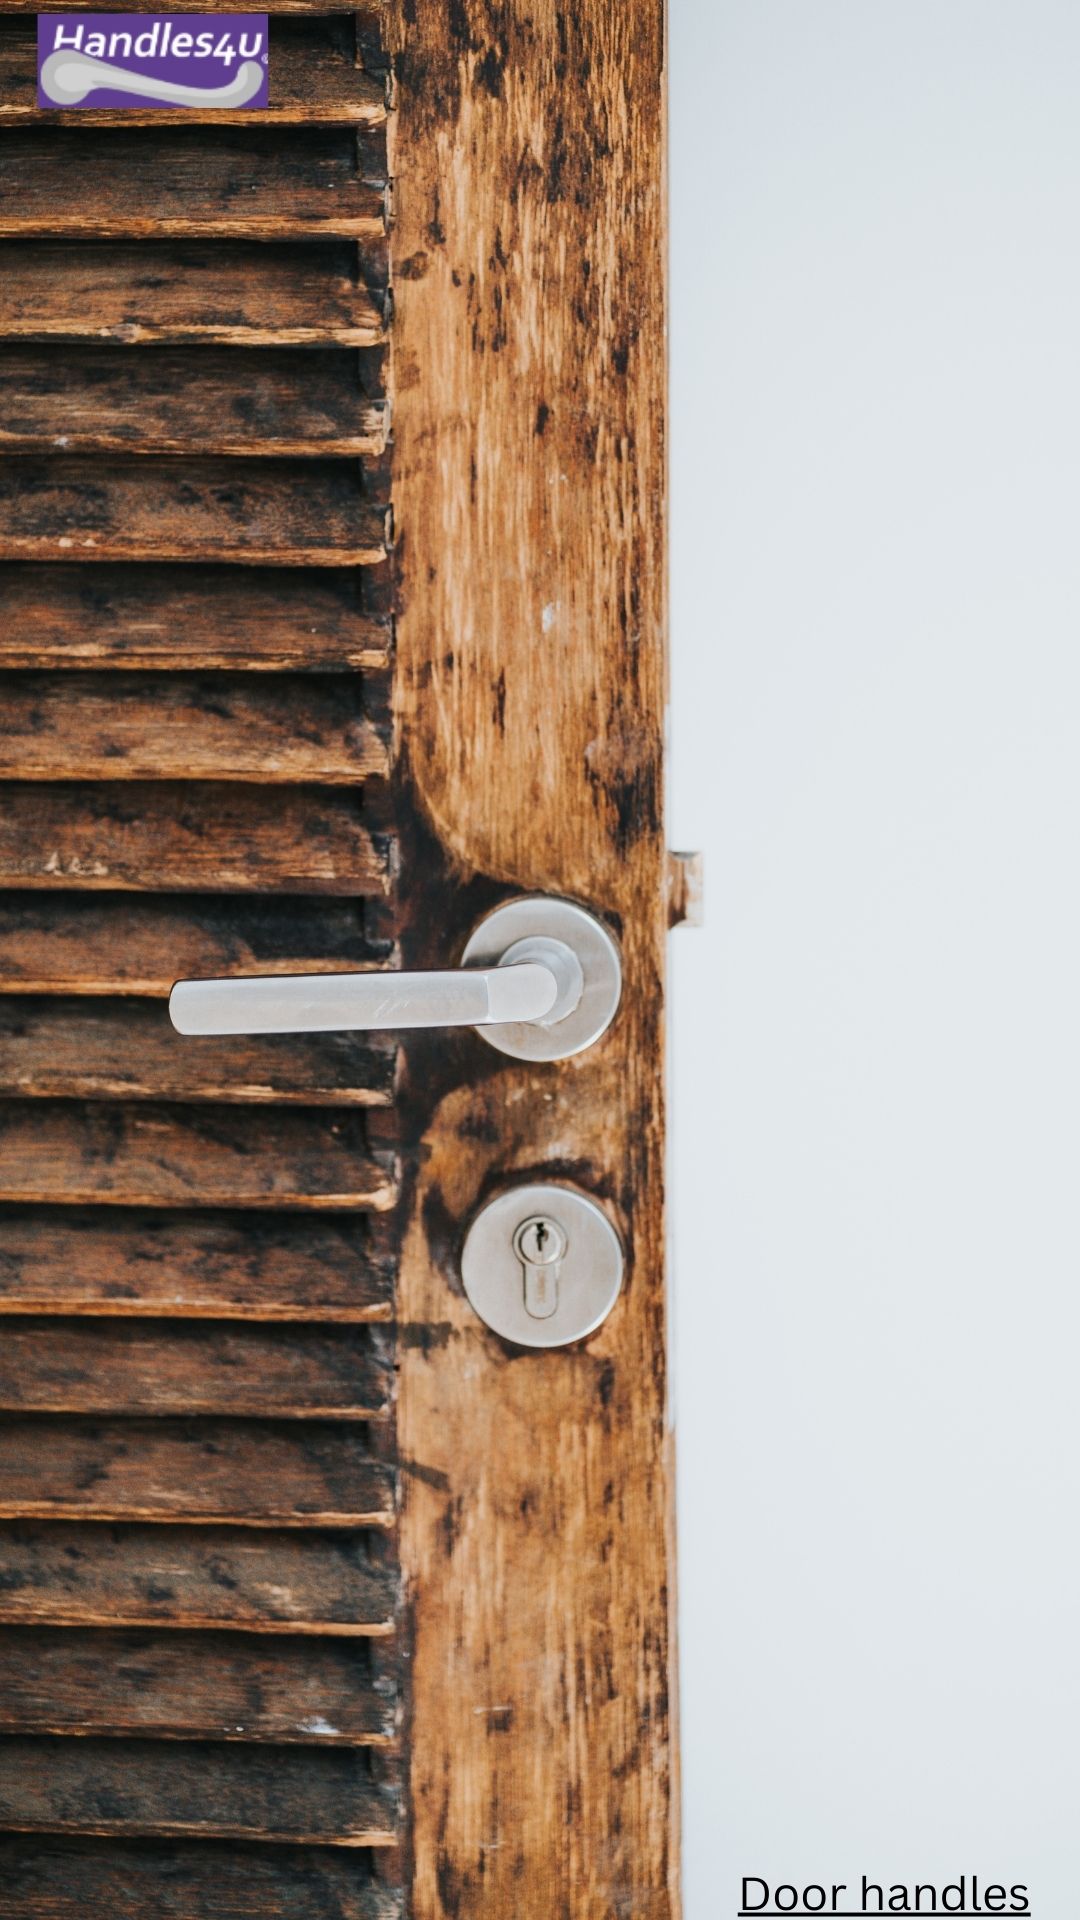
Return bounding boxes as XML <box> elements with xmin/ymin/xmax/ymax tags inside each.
<box><xmin>461</xmin><ymin>1183</ymin><xmax>623</xmax><ymax>1348</ymax></box>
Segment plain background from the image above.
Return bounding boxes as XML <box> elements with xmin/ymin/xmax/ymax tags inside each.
<box><xmin>669</xmin><ymin>3</ymin><xmax>1080</xmax><ymax>1914</ymax></box>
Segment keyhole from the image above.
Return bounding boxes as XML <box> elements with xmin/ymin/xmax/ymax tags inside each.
<box><xmin>513</xmin><ymin>1214</ymin><xmax>567</xmax><ymax>1322</ymax></box>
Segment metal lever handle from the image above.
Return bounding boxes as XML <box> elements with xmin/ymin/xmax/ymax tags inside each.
<box><xmin>169</xmin><ymin>896</ymin><xmax>622</xmax><ymax>1063</ymax></box>
<box><xmin>171</xmin><ymin>947</ymin><xmax>574</xmax><ymax>1037</ymax></box>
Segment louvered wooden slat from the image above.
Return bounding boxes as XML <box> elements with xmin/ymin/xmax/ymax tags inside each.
<box><xmin>0</xmin><ymin>1103</ymin><xmax>397</xmax><ymax>1209</ymax></box>
<box><xmin>0</xmin><ymin>1841</ymin><xmax>404</xmax><ymax>1920</ymax></box>
<box><xmin>0</xmin><ymin>243</ymin><xmax>387</xmax><ymax>346</ymax></box>
<box><xmin>0</xmin><ymin>1321</ymin><xmax>392</xmax><ymax>1417</ymax></box>
<box><xmin>0</xmin><ymin>131</ymin><xmax>386</xmax><ymax>239</ymax></box>
<box><xmin>0</xmin><ymin>458</ymin><xmax>389</xmax><ymax>564</ymax></box>
<box><xmin>0</xmin><ymin>1419</ymin><xmax>394</xmax><ymax>1524</ymax></box>
<box><xmin>0</xmin><ymin>566</ymin><xmax>391</xmax><ymax>672</ymax></box>
<box><xmin>0</xmin><ymin>1740</ymin><xmax>398</xmax><ymax>1843</ymax></box>
<box><xmin>0</xmin><ymin>1630</ymin><xmax>394</xmax><ymax>1742</ymax></box>
<box><xmin>0</xmin><ymin>999</ymin><xmax>397</xmax><ymax>1105</ymax></box>
<box><xmin>0</xmin><ymin>348</ymin><xmax>388</xmax><ymax>457</ymax></box>
<box><xmin>0</xmin><ymin>673</ymin><xmax>387</xmax><ymax>782</ymax></box>
<box><xmin>0</xmin><ymin>897</ymin><xmax>378</xmax><ymax>995</ymax></box>
<box><xmin>0</xmin><ymin>1208</ymin><xmax>394</xmax><ymax>1320</ymax></box>
<box><xmin>0</xmin><ymin>17</ymin><xmax>388</xmax><ymax>126</ymax></box>
<box><xmin>0</xmin><ymin>1523</ymin><xmax>397</xmax><ymax>1632</ymax></box>
<box><xmin>0</xmin><ymin>6</ymin><xmax>405</xmax><ymax>1894</ymax></box>
<box><xmin>0</xmin><ymin>785</ymin><xmax>388</xmax><ymax>894</ymax></box>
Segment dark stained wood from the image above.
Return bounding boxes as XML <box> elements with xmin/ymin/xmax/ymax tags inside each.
<box><xmin>0</xmin><ymin>348</ymin><xmax>388</xmax><ymax>457</ymax></box>
<box><xmin>387</xmin><ymin>0</ymin><xmax>675</xmax><ymax>1910</ymax></box>
<box><xmin>0</xmin><ymin>1629</ymin><xmax>395</xmax><ymax>1742</ymax></box>
<box><xmin>0</xmin><ymin>566</ymin><xmax>390</xmax><ymax>672</ymax></box>
<box><xmin>0</xmin><ymin>1523</ymin><xmax>397</xmax><ymax>1632</ymax></box>
<box><xmin>0</xmin><ymin>458</ymin><xmax>389</xmax><ymax>565</ymax></box>
<box><xmin>0</xmin><ymin>242</ymin><xmax>387</xmax><ymax>346</ymax></box>
<box><xmin>0</xmin><ymin>4</ymin><xmax>406</xmax><ymax>1901</ymax></box>
<box><xmin>0</xmin><ymin>1321</ymin><xmax>392</xmax><ymax>1417</ymax></box>
<box><xmin>0</xmin><ymin>1102</ymin><xmax>398</xmax><ymax>1209</ymax></box>
<box><xmin>0</xmin><ymin>672</ymin><xmax>387</xmax><ymax>782</ymax></box>
<box><xmin>0</xmin><ymin>1419</ymin><xmax>395</xmax><ymax>1524</ymax></box>
<box><xmin>0</xmin><ymin>0</ymin><xmax>676</xmax><ymax>1902</ymax></box>
<box><xmin>0</xmin><ymin>17</ymin><xmax>388</xmax><ymax>126</ymax></box>
<box><xmin>0</xmin><ymin>998</ymin><xmax>396</xmax><ymax>1106</ymax></box>
<box><xmin>0</xmin><ymin>1740</ymin><xmax>398</xmax><ymax>1843</ymax></box>
<box><xmin>0</xmin><ymin>130</ymin><xmax>386</xmax><ymax>239</ymax></box>
<box><xmin>0</xmin><ymin>897</ymin><xmax>380</xmax><ymax>996</ymax></box>
<box><xmin>0</xmin><ymin>1840</ymin><xmax>404</xmax><ymax>1920</ymax></box>
<box><xmin>0</xmin><ymin>1209</ymin><xmax>395</xmax><ymax>1321</ymax></box>
<box><xmin>0</xmin><ymin>784</ymin><xmax>388</xmax><ymax>894</ymax></box>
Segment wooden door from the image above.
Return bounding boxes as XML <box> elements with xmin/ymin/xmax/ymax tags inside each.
<box><xmin>0</xmin><ymin>3</ymin><xmax>675</xmax><ymax>1915</ymax></box>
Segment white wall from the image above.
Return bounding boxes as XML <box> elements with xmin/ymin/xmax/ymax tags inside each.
<box><xmin>669</xmin><ymin>5</ymin><xmax>1080</xmax><ymax>1914</ymax></box>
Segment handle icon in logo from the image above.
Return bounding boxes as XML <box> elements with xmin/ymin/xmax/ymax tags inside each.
<box><xmin>40</xmin><ymin>48</ymin><xmax>266</xmax><ymax>108</ymax></box>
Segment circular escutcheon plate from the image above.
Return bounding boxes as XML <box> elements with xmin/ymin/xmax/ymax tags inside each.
<box><xmin>461</xmin><ymin>897</ymin><xmax>622</xmax><ymax>1062</ymax></box>
<box><xmin>461</xmin><ymin>1182</ymin><xmax>624</xmax><ymax>1348</ymax></box>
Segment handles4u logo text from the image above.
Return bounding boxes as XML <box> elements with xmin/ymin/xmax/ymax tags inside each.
<box><xmin>37</xmin><ymin>13</ymin><xmax>269</xmax><ymax>111</ymax></box>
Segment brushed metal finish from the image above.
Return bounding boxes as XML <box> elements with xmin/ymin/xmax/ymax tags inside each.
<box><xmin>170</xmin><ymin>960</ymin><xmax>558</xmax><ymax>1037</ymax></box>
<box><xmin>169</xmin><ymin>896</ymin><xmax>620</xmax><ymax>1059</ymax></box>
<box><xmin>461</xmin><ymin>1183</ymin><xmax>624</xmax><ymax>1348</ymax></box>
<box><xmin>461</xmin><ymin>898</ymin><xmax>621</xmax><ymax>1060</ymax></box>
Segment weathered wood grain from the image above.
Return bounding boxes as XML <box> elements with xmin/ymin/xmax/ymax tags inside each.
<box><xmin>0</xmin><ymin>17</ymin><xmax>388</xmax><ymax>126</ymax></box>
<box><xmin>0</xmin><ymin>242</ymin><xmax>387</xmax><ymax>346</ymax></box>
<box><xmin>0</xmin><ymin>566</ymin><xmax>390</xmax><ymax>671</ymax></box>
<box><xmin>387</xmin><ymin>0</ymin><xmax>676</xmax><ymax>1912</ymax></box>
<box><xmin>0</xmin><ymin>130</ymin><xmax>386</xmax><ymax>239</ymax></box>
<box><xmin>0</xmin><ymin>1523</ymin><xmax>398</xmax><ymax>1632</ymax></box>
<box><xmin>0</xmin><ymin>1740</ymin><xmax>398</xmax><ymax>1843</ymax></box>
<box><xmin>0</xmin><ymin>2</ymin><xmax>405</xmax><ymax>1899</ymax></box>
<box><xmin>0</xmin><ymin>1321</ymin><xmax>392</xmax><ymax>1417</ymax></box>
<box><xmin>0</xmin><ymin>1419</ymin><xmax>394</xmax><ymax>1524</ymax></box>
<box><xmin>2</xmin><ymin>668</ymin><xmax>386</xmax><ymax>782</ymax></box>
<box><xmin>667</xmin><ymin>848</ymin><xmax>705</xmax><ymax>929</ymax></box>
<box><xmin>0</xmin><ymin>672</ymin><xmax>387</xmax><ymax>782</ymax></box>
<box><xmin>0</xmin><ymin>1629</ymin><xmax>395</xmax><ymax>1742</ymax></box>
<box><xmin>0</xmin><ymin>998</ymin><xmax>396</xmax><ymax>1105</ymax></box>
<box><xmin>0</xmin><ymin>784</ymin><xmax>388</xmax><ymax>894</ymax></box>
<box><xmin>0</xmin><ymin>1208</ymin><xmax>395</xmax><ymax>1320</ymax></box>
<box><xmin>0</xmin><ymin>1102</ymin><xmax>398</xmax><ymax>1208</ymax></box>
<box><xmin>0</xmin><ymin>1841</ymin><xmax>404</xmax><ymax>1920</ymax></box>
<box><xmin>0</xmin><ymin>897</ymin><xmax>378</xmax><ymax>995</ymax></box>
<box><xmin>0</xmin><ymin>348</ymin><xmax>388</xmax><ymax>457</ymax></box>
<box><xmin>0</xmin><ymin>458</ymin><xmax>389</xmax><ymax>565</ymax></box>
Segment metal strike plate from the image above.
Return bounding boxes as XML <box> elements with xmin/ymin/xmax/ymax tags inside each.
<box><xmin>461</xmin><ymin>1183</ymin><xmax>623</xmax><ymax>1348</ymax></box>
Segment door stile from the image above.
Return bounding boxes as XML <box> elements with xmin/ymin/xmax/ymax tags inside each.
<box><xmin>388</xmin><ymin>3</ymin><xmax>678</xmax><ymax>1913</ymax></box>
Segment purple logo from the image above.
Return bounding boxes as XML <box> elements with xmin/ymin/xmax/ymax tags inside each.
<box><xmin>37</xmin><ymin>13</ymin><xmax>269</xmax><ymax>110</ymax></box>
